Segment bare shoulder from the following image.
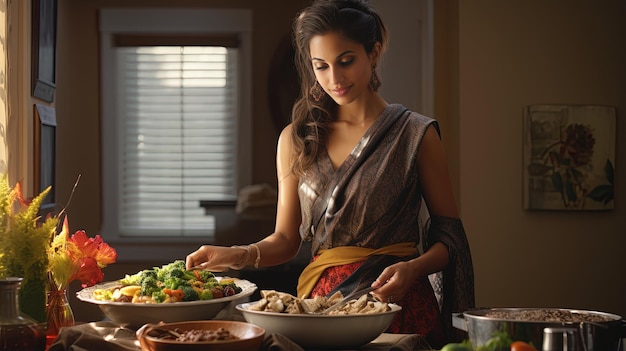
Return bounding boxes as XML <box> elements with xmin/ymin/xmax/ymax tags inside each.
<box><xmin>277</xmin><ymin>124</ymin><xmax>296</xmax><ymax>156</ymax></box>
<box><xmin>278</xmin><ymin>124</ymin><xmax>293</xmax><ymax>144</ymax></box>
<box><xmin>276</xmin><ymin>124</ymin><xmax>297</xmax><ymax>180</ymax></box>
<box><xmin>417</xmin><ymin>124</ymin><xmax>446</xmax><ymax>163</ymax></box>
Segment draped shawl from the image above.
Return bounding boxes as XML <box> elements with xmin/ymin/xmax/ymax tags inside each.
<box><xmin>296</xmin><ymin>104</ymin><xmax>475</xmax><ymax>342</ymax></box>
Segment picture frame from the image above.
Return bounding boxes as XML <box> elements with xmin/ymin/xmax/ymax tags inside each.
<box><xmin>33</xmin><ymin>104</ymin><xmax>57</xmax><ymax>208</ymax></box>
<box><xmin>523</xmin><ymin>104</ymin><xmax>616</xmax><ymax>211</ymax></box>
<box><xmin>31</xmin><ymin>0</ymin><xmax>57</xmax><ymax>102</ymax></box>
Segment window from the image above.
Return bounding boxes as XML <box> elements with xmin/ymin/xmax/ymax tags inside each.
<box><xmin>99</xmin><ymin>9</ymin><xmax>252</xmax><ymax>240</ymax></box>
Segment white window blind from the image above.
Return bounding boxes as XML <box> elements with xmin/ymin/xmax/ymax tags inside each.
<box><xmin>115</xmin><ymin>45</ymin><xmax>239</xmax><ymax>236</ymax></box>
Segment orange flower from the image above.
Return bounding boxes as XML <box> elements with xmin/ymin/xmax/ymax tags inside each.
<box><xmin>69</xmin><ymin>230</ymin><xmax>117</xmax><ymax>268</ymax></box>
<box><xmin>49</xmin><ymin>218</ymin><xmax>117</xmax><ymax>289</ymax></box>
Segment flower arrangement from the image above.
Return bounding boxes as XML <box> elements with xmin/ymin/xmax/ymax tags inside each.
<box><xmin>48</xmin><ymin>217</ymin><xmax>117</xmax><ymax>291</ymax></box>
<box><xmin>0</xmin><ymin>174</ymin><xmax>117</xmax><ymax>327</ymax></box>
<box><xmin>46</xmin><ymin>215</ymin><xmax>117</xmax><ymax>338</ymax></box>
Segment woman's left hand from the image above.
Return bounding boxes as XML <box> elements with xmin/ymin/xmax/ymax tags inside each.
<box><xmin>370</xmin><ymin>261</ymin><xmax>418</xmax><ymax>304</ymax></box>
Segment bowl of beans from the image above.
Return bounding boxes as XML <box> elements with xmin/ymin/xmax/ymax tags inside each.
<box><xmin>136</xmin><ymin>320</ymin><xmax>265</xmax><ymax>351</ymax></box>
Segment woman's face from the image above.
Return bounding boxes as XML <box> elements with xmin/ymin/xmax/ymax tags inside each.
<box><xmin>309</xmin><ymin>32</ymin><xmax>376</xmax><ymax>105</ymax></box>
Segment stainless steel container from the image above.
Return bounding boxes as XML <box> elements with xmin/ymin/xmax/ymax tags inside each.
<box><xmin>452</xmin><ymin>308</ymin><xmax>626</xmax><ymax>351</ymax></box>
<box><xmin>543</xmin><ymin>327</ymin><xmax>580</xmax><ymax>351</ymax></box>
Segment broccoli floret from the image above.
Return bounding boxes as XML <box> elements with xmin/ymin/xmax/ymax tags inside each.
<box><xmin>199</xmin><ymin>289</ymin><xmax>214</xmax><ymax>300</ymax></box>
<box><xmin>163</xmin><ymin>276</ymin><xmax>193</xmax><ymax>290</ymax></box>
<box><xmin>139</xmin><ymin>269</ymin><xmax>158</xmax><ymax>282</ymax></box>
<box><xmin>120</xmin><ymin>268</ymin><xmax>158</xmax><ymax>286</ymax></box>
<box><xmin>163</xmin><ymin>277</ymin><xmax>183</xmax><ymax>290</ymax></box>
<box><xmin>152</xmin><ymin>290</ymin><xmax>167</xmax><ymax>303</ymax></box>
<box><xmin>140</xmin><ymin>276</ymin><xmax>160</xmax><ymax>296</ymax></box>
<box><xmin>156</xmin><ymin>261</ymin><xmax>196</xmax><ymax>282</ymax></box>
<box><xmin>168</xmin><ymin>260</ymin><xmax>186</xmax><ymax>270</ymax></box>
<box><xmin>155</xmin><ymin>260</ymin><xmax>186</xmax><ymax>280</ymax></box>
<box><xmin>181</xmin><ymin>286</ymin><xmax>199</xmax><ymax>301</ymax></box>
<box><xmin>168</xmin><ymin>268</ymin><xmax>196</xmax><ymax>281</ymax></box>
<box><xmin>194</xmin><ymin>270</ymin><xmax>215</xmax><ymax>283</ymax></box>
<box><xmin>178</xmin><ymin>279</ymin><xmax>192</xmax><ymax>288</ymax></box>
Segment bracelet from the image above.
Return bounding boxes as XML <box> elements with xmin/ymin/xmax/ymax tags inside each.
<box><xmin>249</xmin><ymin>243</ymin><xmax>261</xmax><ymax>269</ymax></box>
<box><xmin>230</xmin><ymin>245</ymin><xmax>251</xmax><ymax>270</ymax></box>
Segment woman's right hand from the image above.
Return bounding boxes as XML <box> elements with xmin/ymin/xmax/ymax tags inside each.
<box><xmin>185</xmin><ymin>245</ymin><xmax>248</xmax><ymax>272</ymax></box>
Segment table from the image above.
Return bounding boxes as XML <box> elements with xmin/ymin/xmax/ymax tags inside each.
<box><xmin>47</xmin><ymin>302</ymin><xmax>433</xmax><ymax>351</ymax></box>
<box><xmin>48</xmin><ymin>321</ymin><xmax>432</xmax><ymax>351</ymax></box>
<box><xmin>51</xmin><ymin>291</ymin><xmax>433</xmax><ymax>351</ymax></box>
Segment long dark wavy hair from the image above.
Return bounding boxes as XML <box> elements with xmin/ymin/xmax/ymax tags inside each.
<box><xmin>289</xmin><ymin>0</ymin><xmax>388</xmax><ymax>176</ymax></box>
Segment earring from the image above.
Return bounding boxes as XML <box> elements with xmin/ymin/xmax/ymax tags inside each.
<box><xmin>309</xmin><ymin>81</ymin><xmax>325</xmax><ymax>102</ymax></box>
<box><xmin>369</xmin><ymin>65</ymin><xmax>381</xmax><ymax>91</ymax></box>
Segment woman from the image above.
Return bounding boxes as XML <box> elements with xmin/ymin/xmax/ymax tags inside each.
<box><xmin>186</xmin><ymin>0</ymin><xmax>474</xmax><ymax>346</ymax></box>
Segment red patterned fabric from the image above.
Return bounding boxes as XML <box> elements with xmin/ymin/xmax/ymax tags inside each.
<box><xmin>310</xmin><ymin>259</ymin><xmax>445</xmax><ymax>348</ymax></box>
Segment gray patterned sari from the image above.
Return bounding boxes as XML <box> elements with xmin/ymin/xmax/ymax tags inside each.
<box><xmin>297</xmin><ymin>104</ymin><xmax>475</xmax><ymax>342</ymax></box>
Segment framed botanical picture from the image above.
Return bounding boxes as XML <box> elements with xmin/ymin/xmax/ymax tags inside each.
<box><xmin>31</xmin><ymin>0</ymin><xmax>57</xmax><ymax>102</ymax></box>
<box><xmin>523</xmin><ymin>105</ymin><xmax>616</xmax><ymax>211</ymax></box>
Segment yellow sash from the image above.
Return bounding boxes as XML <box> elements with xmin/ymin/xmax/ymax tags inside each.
<box><xmin>296</xmin><ymin>242</ymin><xmax>418</xmax><ymax>298</ymax></box>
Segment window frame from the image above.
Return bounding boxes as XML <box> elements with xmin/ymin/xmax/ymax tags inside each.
<box><xmin>99</xmin><ymin>8</ymin><xmax>252</xmax><ymax>246</ymax></box>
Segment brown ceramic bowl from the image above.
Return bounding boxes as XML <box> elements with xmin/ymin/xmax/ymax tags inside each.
<box><xmin>136</xmin><ymin>320</ymin><xmax>265</xmax><ymax>351</ymax></box>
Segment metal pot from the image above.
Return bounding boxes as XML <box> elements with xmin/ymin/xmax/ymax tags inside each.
<box><xmin>453</xmin><ymin>308</ymin><xmax>626</xmax><ymax>351</ymax></box>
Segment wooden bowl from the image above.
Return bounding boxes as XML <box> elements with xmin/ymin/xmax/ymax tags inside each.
<box><xmin>136</xmin><ymin>320</ymin><xmax>265</xmax><ymax>351</ymax></box>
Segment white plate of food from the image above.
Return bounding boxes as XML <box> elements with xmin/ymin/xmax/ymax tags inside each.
<box><xmin>76</xmin><ymin>261</ymin><xmax>257</xmax><ymax>329</ymax></box>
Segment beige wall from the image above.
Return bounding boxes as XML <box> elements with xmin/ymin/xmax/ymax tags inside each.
<box><xmin>451</xmin><ymin>1</ymin><xmax>625</xmax><ymax>317</ymax></box>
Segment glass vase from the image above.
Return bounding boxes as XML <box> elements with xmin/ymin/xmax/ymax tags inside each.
<box><xmin>0</xmin><ymin>277</ymin><xmax>46</xmax><ymax>351</ymax></box>
<box><xmin>45</xmin><ymin>287</ymin><xmax>75</xmax><ymax>346</ymax></box>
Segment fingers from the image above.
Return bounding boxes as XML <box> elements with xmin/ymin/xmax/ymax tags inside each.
<box><xmin>185</xmin><ymin>245</ymin><xmax>209</xmax><ymax>270</ymax></box>
<box><xmin>371</xmin><ymin>263</ymin><xmax>409</xmax><ymax>303</ymax></box>
<box><xmin>373</xmin><ymin>270</ymin><xmax>394</xmax><ymax>288</ymax></box>
<box><xmin>185</xmin><ymin>245</ymin><xmax>235</xmax><ymax>272</ymax></box>
<box><xmin>185</xmin><ymin>253</ymin><xmax>200</xmax><ymax>270</ymax></box>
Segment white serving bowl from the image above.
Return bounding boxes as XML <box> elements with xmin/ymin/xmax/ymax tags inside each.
<box><xmin>77</xmin><ymin>278</ymin><xmax>256</xmax><ymax>329</ymax></box>
<box><xmin>236</xmin><ymin>300</ymin><xmax>401</xmax><ymax>349</ymax></box>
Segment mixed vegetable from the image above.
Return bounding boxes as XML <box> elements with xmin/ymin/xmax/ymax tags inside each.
<box><xmin>92</xmin><ymin>260</ymin><xmax>242</xmax><ymax>303</ymax></box>
<box><xmin>439</xmin><ymin>331</ymin><xmax>537</xmax><ymax>351</ymax></box>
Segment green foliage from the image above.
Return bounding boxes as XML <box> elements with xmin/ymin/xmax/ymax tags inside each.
<box><xmin>0</xmin><ymin>175</ymin><xmax>58</xmax><ymax>322</ymax></box>
<box><xmin>475</xmin><ymin>330</ymin><xmax>513</xmax><ymax>351</ymax></box>
<box><xmin>586</xmin><ymin>159</ymin><xmax>614</xmax><ymax>206</ymax></box>
<box><xmin>440</xmin><ymin>342</ymin><xmax>472</xmax><ymax>351</ymax></box>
